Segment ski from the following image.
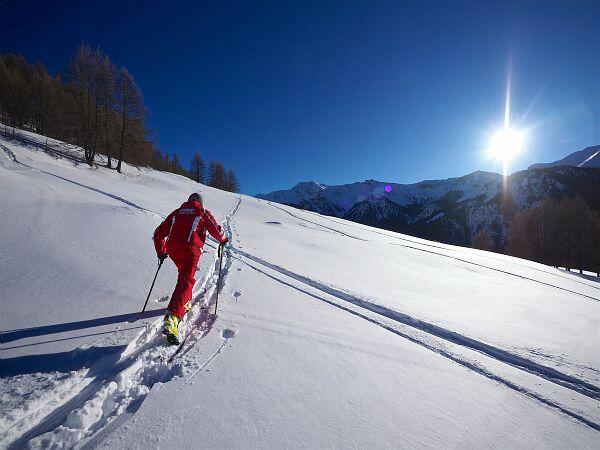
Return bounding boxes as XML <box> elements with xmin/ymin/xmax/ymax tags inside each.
<box><xmin>166</xmin><ymin>306</ymin><xmax>215</xmax><ymax>363</ymax></box>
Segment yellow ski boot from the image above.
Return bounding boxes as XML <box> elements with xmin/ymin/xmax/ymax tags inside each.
<box><xmin>162</xmin><ymin>313</ymin><xmax>181</xmax><ymax>345</ymax></box>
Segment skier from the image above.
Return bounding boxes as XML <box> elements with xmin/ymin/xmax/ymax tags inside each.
<box><xmin>153</xmin><ymin>193</ymin><xmax>228</xmax><ymax>344</ymax></box>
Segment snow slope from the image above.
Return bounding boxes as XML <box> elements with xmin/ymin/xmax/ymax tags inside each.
<box><xmin>1</xmin><ymin>130</ymin><xmax>599</xmax><ymax>449</ymax></box>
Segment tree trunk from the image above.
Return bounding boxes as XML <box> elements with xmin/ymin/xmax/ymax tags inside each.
<box><xmin>116</xmin><ymin>110</ymin><xmax>126</xmax><ymax>173</ymax></box>
<box><xmin>90</xmin><ymin>71</ymin><xmax>100</xmax><ymax>166</ymax></box>
<box><xmin>105</xmin><ymin>99</ymin><xmax>111</xmax><ymax>168</ymax></box>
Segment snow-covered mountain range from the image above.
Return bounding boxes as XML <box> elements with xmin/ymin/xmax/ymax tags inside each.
<box><xmin>257</xmin><ymin>146</ymin><xmax>600</xmax><ymax>247</ymax></box>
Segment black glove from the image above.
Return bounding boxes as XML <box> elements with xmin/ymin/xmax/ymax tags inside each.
<box><xmin>158</xmin><ymin>253</ymin><xmax>168</xmax><ymax>262</ymax></box>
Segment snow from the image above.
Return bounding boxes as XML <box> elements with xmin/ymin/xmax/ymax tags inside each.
<box><xmin>578</xmin><ymin>151</ymin><xmax>600</xmax><ymax>168</ymax></box>
<box><xmin>529</xmin><ymin>145</ymin><xmax>600</xmax><ymax>170</ymax></box>
<box><xmin>1</xmin><ymin>129</ymin><xmax>599</xmax><ymax>449</ymax></box>
<box><xmin>425</xmin><ymin>211</ymin><xmax>445</xmax><ymax>223</ymax></box>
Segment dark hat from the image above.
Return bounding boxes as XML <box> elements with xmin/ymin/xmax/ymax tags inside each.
<box><xmin>188</xmin><ymin>193</ymin><xmax>203</xmax><ymax>204</ymax></box>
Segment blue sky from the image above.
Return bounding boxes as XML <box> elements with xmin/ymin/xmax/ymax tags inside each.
<box><xmin>1</xmin><ymin>0</ymin><xmax>598</xmax><ymax>194</ymax></box>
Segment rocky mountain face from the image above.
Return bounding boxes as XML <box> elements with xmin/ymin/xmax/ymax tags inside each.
<box><xmin>257</xmin><ymin>148</ymin><xmax>600</xmax><ymax>249</ymax></box>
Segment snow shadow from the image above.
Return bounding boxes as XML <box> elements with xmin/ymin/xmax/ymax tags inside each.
<box><xmin>0</xmin><ymin>309</ymin><xmax>165</xmax><ymax>344</ymax></box>
<box><xmin>0</xmin><ymin>344</ymin><xmax>126</xmax><ymax>378</ymax></box>
<box><xmin>0</xmin><ymin>141</ymin><xmax>163</xmax><ymax>217</ymax></box>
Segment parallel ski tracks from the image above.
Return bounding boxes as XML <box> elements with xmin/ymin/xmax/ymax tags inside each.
<box><xmin>234</xmin><ymin>247</ymin><xmax>600</xmax><ymax>431</ymax></box>
<box><xmin>266</xmin><ymin>200</ymin><xmax>600</xmax><ymax>293</ymax></box>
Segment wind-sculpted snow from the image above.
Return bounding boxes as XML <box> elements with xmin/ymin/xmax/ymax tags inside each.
<box><xmin>1</xmin><ymin>129</ymin><xmax>599</xmax><ymax>448</ymax></box>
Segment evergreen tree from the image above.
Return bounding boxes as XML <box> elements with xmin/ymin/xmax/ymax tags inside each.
<box><xmin>209</xmin><ymin>161</ymin><xmax>226</xmax><ymax>189</ymax></box>
<box><xmin>224</xmin><ymin>168</ymin><xmax>240</xmax><ymax>193</ymax></box>
<box><xmin>172</xmin><ymin>151</ymin><xmax>185</xmax><ymax>175</ymax></box>
<box><xmin>190</xmin><ymin>152</ymin><xmax>206</xmax><ymax>183</ymax></box>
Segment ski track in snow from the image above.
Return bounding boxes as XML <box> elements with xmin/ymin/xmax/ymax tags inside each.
<box><xmin>236</xmin><ymin>254</ymin><xmax>600</xmax><ymax>431</ymax></box>
<box><xmin>391</xmin><ymin>243</ymin><xmax>600</xmax><ymax>301</ymax></box>
<box><xmin>180</xmin><ymin>328</ymin><xmax>236</xmax><ymax>386</ymax></box>
<box><xmin>0</xmin><ymin>143</ymin><xmax>18</xmax><ymax>162</ymax></box>
<box><xmin>229</xmin><ymin>200</ymin><xmax>600</xmax><ymax>430</ymax></box>
<box><xmin>268</xmin><ymin>199</ymin><xmax>598</xmax><ymax>298</ymax></box>
<box><xmin>0</xmin><ymin>143</ymin><xmax>165</xmax><ymax>220</ymax></box>
<box><xmin>1</xmin><ymin>197</ymin><xmax>242</xmax><ymax>449</ymax></box>
<box><xmin>278</xmin><ymin>200</ymin><xmax>600</xmax><ymax>292</ymax></box>
<box><xmin>266</xmin><ymin>201</ymin><xmax>367</xmax><ymax>241</ymax></box>
<box><xmin>233</xmin><ymin>248</ymin><xmax>599</xmax><ymax>399</ymax></box>
<box><xmin>224</xmin><ymin>197</ymin><xmax>600</xmax><ymax>433</ymax></box>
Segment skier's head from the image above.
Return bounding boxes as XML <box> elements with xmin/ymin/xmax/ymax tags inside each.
<box><xmin>188</xmin><ymin>193</ymin><xmax>203</xmax><ymax>204</ymax></box>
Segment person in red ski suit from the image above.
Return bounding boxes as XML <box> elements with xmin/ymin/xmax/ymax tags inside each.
<box><xmin>153</xmin><ymin>193</ymin><xmax>228</xmax><ymax>321</ymax></box>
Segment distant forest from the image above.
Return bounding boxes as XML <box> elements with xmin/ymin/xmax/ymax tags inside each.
<box><xmin>0</xmin><ymin>45</ymin><xmax>239</xmax><ymax>192</ymax></box>
<box><xmin>473</xmin><ymin>195</ymin><xmax>600</xmax><ymax>276</ymax></box>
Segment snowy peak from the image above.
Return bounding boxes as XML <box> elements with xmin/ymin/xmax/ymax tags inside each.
<box><xmin>293</xmin><ymin>180</ymin><xmax>326</xmax><ymax>189</ymax></box>
<box><xmin>256</xmin><ymin>145</ymin><xmax>600</xmax><ymax>248</ymax></box>
<box><xmin>291</xmin><ymin>181</ymin><xmax>327</xmax><ymax>196</ymax></box>
<box><xmin>257</xmin><ymin>180</ymin><xmax>326</xmax><ymax>205</ymax></box>
<box><xmin>528</xmin><ymin>145</ymin><xmax>600</xmax><ymax>170</ymax></box>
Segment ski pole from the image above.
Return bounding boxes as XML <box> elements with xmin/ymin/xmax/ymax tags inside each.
<box><xmin>214</xmin><ymin>242</ymin><xmax>225</xmax><ymax>312</ymax></box>
<box><xmin>133</xmin><ymin>258</ymin><xmax>164</xmax><ymax>322</ymax></box>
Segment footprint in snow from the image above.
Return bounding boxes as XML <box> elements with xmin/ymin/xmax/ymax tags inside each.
<box><xmin>222</xmin><ymin>329</ymin><xmax>235</xmax><ymax>339</ymax></box>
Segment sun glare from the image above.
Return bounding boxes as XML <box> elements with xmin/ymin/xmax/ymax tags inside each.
<box><xmin>487</xmin><ymin>67</ymin><xmax>527</xmax><ymax>178</ymax></box>
<box><xmin>489</xmin><ymin>129</ymin><xmax>524</xmax><ymax>162</ymax></box>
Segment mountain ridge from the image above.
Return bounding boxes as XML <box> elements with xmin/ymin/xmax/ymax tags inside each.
<box><xmin>528</xmin><ymin>145</ymin><xmax>600</xmax><ymax>170</ymax></box>
<box><xmin>257</xmin><ymin>147</ymin><xmax>600</xmax><ymax>248</ymax></box>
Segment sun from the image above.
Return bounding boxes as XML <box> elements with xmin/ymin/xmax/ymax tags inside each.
<box><xmin>489</xmin><ymin>129</ymin><xmax>524</xmax><ymax>161</ymax></box>
<box><xmin>489</xmin><ymin>128</ymin><xmax>525</xmax><ymax>176</ymax></box>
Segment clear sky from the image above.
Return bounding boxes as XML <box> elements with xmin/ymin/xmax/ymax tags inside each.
<box><xmin>1</xmin><ymin>0</ymin><xmax>598</xmax><ymax>194</ymax></box>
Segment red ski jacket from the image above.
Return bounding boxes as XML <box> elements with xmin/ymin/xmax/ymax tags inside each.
<box><xmin>153</xmin><ymin>200</ymin><xmax>227</xmax><ymax>256</ymax></box>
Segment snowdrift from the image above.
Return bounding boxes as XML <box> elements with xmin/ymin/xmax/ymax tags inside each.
<box><xmin>0</xmin><ymin>129</ymin><xmax>598</xmax><ymax>449</ymax></box>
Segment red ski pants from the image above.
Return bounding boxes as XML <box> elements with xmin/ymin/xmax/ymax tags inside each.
<box><xmin>166</xmin><ymin>243</ymin><xmax>201</xmax><ymax>318</ymax></box>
